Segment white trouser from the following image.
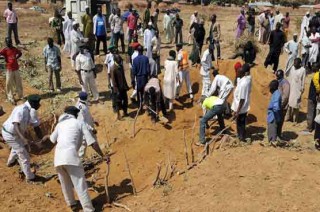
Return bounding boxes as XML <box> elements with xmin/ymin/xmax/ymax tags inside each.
<box><xmin>201</xmin><ymin>75</ymin><xmax>211</xmax><ymax>96</ymax></box>
<box><xmin>177</xmin><ymin>70</ymin><xmax>193</xmax><ymax>98</ymax></box>
<box><xmin>56</xmin><ymin>165</ymin><xmax>94</xmax><ymax>212</ymax></box>
<box><xmin>6</xmin><ymin>70</ymin><xmax>23</xmax><ymax>101</ymax></box>
<box><xmin>78</xmin><ymin>141</ymin><xmax>87</xmax><ymax>159</ymax></box>
<box><xmin>2</xmin><ymin>130</ymin><xmax>35</xmax><ymax>180</ymax></box>
<box><xmin>81</xmin><ymin>71</ymin><xmax>99</xmax><ymax>101</ymax></box>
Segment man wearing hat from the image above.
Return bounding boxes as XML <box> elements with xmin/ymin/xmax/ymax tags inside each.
<box><xmin>70</xmin><ymin>21</ymin><xmax>88</xmax><ymax>67</ymax></box>
<box><xmin>176</xmin><ymin>43</ymin><xmax>193</xmax><ymax>100</ymax></box>
<box><xmin>299</xmin><ymin>11</ymin><xmax>311</xmax><ymax>41</ymax></box>
<box><xmin>0</xmin><ymin>37</ymin><xmax>23</xmax><ymax>105</ymax></box>
<box><xmin>173</xmin><ymin>13</ymin><xmax>184</xmax><ymax>44</ymax></box>
<box><xmin>75</xmin><ymin>45</ymin><xmax>99</xmax><ymax>102</ymax></box>
<box><xmin>93</xmin><ymin>7</ymin><xmax>107</xmax><ymax>55</ymax></box>
<box><xmin>2</xmin><ymin>94</ymin><xmax>43</xmax><ymax>182</ymax></box>
<box><xmin>163</xmin><ymin>9</ymin><xmax>174</xmax><ymax>44</ymax></box>
<box><xmin>144</xmin><ymin>21</ymin><xmax>154</xmax><ymax>59</ymax></box>
<box><xmin>62</xmin><ymin>11</ymin><xmax>74</xmax><ymax>55</ymax></box>
<box><xmin>50</xmin><ymin>106</ymin><xmax>107</xmax><ymax>212</ymax></box>
<box><xmin>284</xmin><ymin>33</ymin><xmax>299</xmax><ymax>73</ymax></box>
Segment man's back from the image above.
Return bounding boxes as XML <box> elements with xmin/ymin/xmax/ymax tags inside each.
<box><xmin>133</xmin><ymin>54</ymin><xmax>149</xmax><ymax>77</ymax></box>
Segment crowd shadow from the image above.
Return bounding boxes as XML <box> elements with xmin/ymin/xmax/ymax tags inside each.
<box><xmin>99</xmin><ymin>90</ymin><xmax>112</xmax><ymax>102</ymax></box>
<box><xmin>92</xmin><ymin>178</ymin><xmax>135</xmax><ymax>211</ymax></box>
<box><xmin>282</xmin><ymin>131</ymin><xmax>299</xmax><ymax>141</ymax></box>
<box><xmin>247</xmin><ymin>125</ymin><xmax>266</xmax><ymax>141</ymax></box>
<box><xmin>247</xmin><ymin>114</ymin><xmax>258</xmax><ymax>125</ymax></box>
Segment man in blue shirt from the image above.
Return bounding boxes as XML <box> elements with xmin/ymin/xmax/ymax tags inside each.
<box><xmin>132</xmin><ymin>45</ymin><xmax>150</xmax><ymax>108</ymax></box>
<box><xmin>93</xmin><ymin>7</ymin><xmax>107</xmax><ymax>55</ymax></box>
<box><xmin>267</xmin><ymin>80</ymin><xmax>282</xmax><ymax>144</ymax></box>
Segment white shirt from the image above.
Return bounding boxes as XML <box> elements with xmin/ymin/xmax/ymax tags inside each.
<box><xmin>190</xmin><ymin>14</ymin><xmax>199</xmax><ymax>26</ymax></box>
<box><xmin>104</xmin><ymin>53</ymin><xmax>114</xmax><ymax>74</ymax></box>
<box><xmin>301</xmin><ymin>36</ymin><xmax>311</xmax><ymax>55</ymax></box>
<box><xmin>50</xmin><ymin>114</ymin><xmax>95</xmax><ymax>167</ymax></box>
<box><xmin>231</xmin><ymin>76</ymin><xmax>252</xmax><ymax>114</ymax></box>
<box><xmin>111</xmin><ymin>14</ymin><xmax>123</xmax><ymax>33</ymax></box>
<box><xmin>207</xmin><ymin>74</ymin><xmax>233</xmax><ymax>97</ymax></box>
<box><xmin>151</xmin><ymin>36</ymin><xmax>160</xmax><ymax>55</ymax></box>
<box><xmin>2</xmin><ymin>101</ymin><xmax>40</xmax><ymax>141</ymax></box>
<box><xmin>76</xmin><ymin>100</ymin><xmax>94</xmax><ymax>131</ymax></box>
<box><xmin>200</xmin><ymin>49</ymin><xmax>212</xmax><ymax>76</ymax></box>
<box><xmin>131</xmin><ymin>50</ymin><xmax>139</xmax><ymax>63</ymax></box>
<box><xmin>76</xmin><ymin>52</ymin><xmax>95</xmax><ymax>71</ymax></box>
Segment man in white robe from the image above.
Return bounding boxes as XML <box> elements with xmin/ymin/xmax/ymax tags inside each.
<box><xmin>274</xmin><ymin>9</ymin><xmax>284</xmax><ymax>30</ymax></box>
<box><xmin>285</xmin><ymin>58</ymin><xmax>306</xmax><ymax>124</ymax></box>
<box><xmin>163</xmin><ymin>10</ymin><xmax>173</xmax><ymax>44</ymax></box>
<box><xmin>188</xmin><ymin>11</ymin><xmax>199</xmax><ymax>45</ymax></box>
<box><xmin>284</xmin><ymin>33</ymin><xmax>299</xmax><ymax>73</ymax></box>
<box><xmin>62</xmin><ymin>11</ymin><xmax>74</xmax><ymax>55</ymax></box>
<box><xmin>144</xmin><ymin>22</ymin><xmax>154</xmax><ymax>59</ymax></box>
<box><xmin>299</xmin><ymin>11</ymin><xmax>312</xmax><ymax>42</ymax></box>
<box><xmin>309</xmin><ymin>27</ymin><xmax>320</xmax><ymax>66</ymax></box>
<box><xmin>200</xmin><ymin>46</ymin><xmax>213</xmax><ymax>95</ymax></box>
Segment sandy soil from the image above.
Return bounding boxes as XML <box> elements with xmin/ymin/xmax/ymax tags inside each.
<box><xmin>0</xmin><ymin>2</ymin><xmax>319</xmax><ymax>212</ymax></box>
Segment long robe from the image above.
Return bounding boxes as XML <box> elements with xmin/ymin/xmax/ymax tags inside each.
<box><xmin>274</xmin><ymin>13</ymin><xmax>284</xmax><ymax>30</ymax></box>
<box><xmin>299</xmin><ymin>15</ymin><xmax>312</xmax><ymax>41</ymax></box>
<box><xmin>143</xmin><ymin>28</ymin><xmax>154</xmax><ymax>59</ymax></box>
<box><xmin>163</xmin><ymin>14</ymin><xmax>173</xmax><ymax>43</ymax></box>
<box><xmin>309</xmin><ymin>32</ymin><xmax>320</xmax><ymax>64</ymax></box>
<box><xmin>236</xmin><ymin>14</ymin><xmax>246</xmax><ymax>39</ymax></box>
<box><xmin>285</xmin><ymin>66</ymin><xmax>306</xmax><ymax>109</ymax></box>
<box><xmin>163</xmin><ymin>59</ymin><xmax>178</xmax><ymax>100</ymax></box>
<box><xmin>284</xmin><ymin>40</ymin><xmax>299</xmax><ymax>73</ymax></box>
<box><xmin>62</xmin><ymin>17</ymin><xmax>74</xmax><ymax>54</ymax></box>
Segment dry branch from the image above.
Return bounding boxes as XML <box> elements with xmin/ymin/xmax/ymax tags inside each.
<box><xmin>153</xmin><ymin>163</ymin><xmax>162</xmax><ymax>186</ymax></box>
<box><xmin>177</xmin><ymin>163</ymin><xmax>198</xmax><ymax>175</ymax></box>
<box><xmin>190</xmin><ymin>115</ymin><xmax>196</xmax><ymax>163</ymax></box>
<box><xmin>132</xmin><ymin>106</ymin><xmax>142</xmax><ymax>138</ymax></box>
<box><xmin>104</xmin><ymin>163</ymin><xmax>111</xmax><ymax>204</ymax></box>
<box><xmin>124</xmin><ymin>152</ymin><xmax>137</xmax><ymax>195</ymax></box>
<box><xmin>183</xmin><ymin>130</ymin><xmax>189</xmax><ymax>166</ymax></box>
<box><xmin>113</xmin><ymin>202</ymin><xmax>132</xmax><ymax>211</ymax></box>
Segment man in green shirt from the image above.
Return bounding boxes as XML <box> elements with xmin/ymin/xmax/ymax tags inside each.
<box><xmin>82</xmin><ymin>6</ymin><xmax>95</xmax><ymax>57</ymax></box>
<box><xmin>197</xmin><ymin>96</ymin><xmax>225</xmax><ymax>146</ymax></box>
<box><xmin>143</xmin><ymin>1</ymin><xmax>152</xmax><ymax>29</ymax></box>
<box><xmin>50</xmin><ymin>9</ymin><xmax>65</xmax><ymax>46</ymax></box>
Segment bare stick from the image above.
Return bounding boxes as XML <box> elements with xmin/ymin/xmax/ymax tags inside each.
<box><xmin>153</xmin><ymin>163</ymin><xmax>162</xmax><ymax>186</ymax></box>
<box><xmin>132</xmin><ymin>93</ymin><xmax>143</xmax><ymax>138</ymax></box>
<box><xmin>113</xmin><ymin>202</ymin><xmax>132</xmax><ymax>211</ymax></box>
<box><xmin>177</xmin><ymin>163</ymin><xmax>198</xmax><ymax>175</ymax></box>
<box><xmin>124</xmin><ymin>152</ymin><xmax>137</xmax><ymax>195</ymax></box>
<box><xmin>104</xmin><ymin>163</ymin><xmax>111</xmax><ymax>204</ymax></box>
<box><xmin>183</xmin><ymin>130</ymin><xmax>189</xmax><ymax>166</ymax></box>
<box><xmin>190</xmin><ymin>115</ymin><xmax>196</xmax><ymax>163</ymax></box>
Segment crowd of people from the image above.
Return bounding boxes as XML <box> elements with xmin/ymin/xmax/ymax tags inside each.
<box><xmin>2</xmin><ymin>2</ymin><xmax>320</xmax><ymax>211</ymax></box>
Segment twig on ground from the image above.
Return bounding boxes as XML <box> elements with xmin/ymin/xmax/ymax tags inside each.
<box><xmin>153</xmin><ymin>163</ymin><xmax>162</xmax><ymax>186</ymax></box>
<box><xmin>183</xmin><ymin>129</ymin><xmax>189</xmax><ymax>166</ymax></box>
<box><xmin>191</xmin><ymin>115</ymin><xmax>196</xmax><ymax>163</ymax></box>
<box><xmin>104</xmin><ymin>163</ymin><xmax>111</xmax><ymax>204</ymax></box>
<box><xmin>113</xmin><ymin>202</ymin><xmax>132</xmax><ymax>211</ymax></box>
<box><xmin>124</xmin><ymin>152</ymin><xmax>137</xmax><ymax>195</ymax></box>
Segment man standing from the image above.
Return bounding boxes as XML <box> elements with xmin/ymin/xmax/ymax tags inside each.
<box><xmin>236</xmin><ymin>9</ymin><xmax>246</xmax><ymax>39</ymax></box>
<box><xmin>274</xmin><ymin>9</ymin><xmax>283</xmax><ymax>30</ymax></box>
<box><xmin>176</xmin><ymin>43</ymin><xmax>193</xmax><ymax>100</ymax></box>
<box><xmin>207</xmin><ymin>69</ymin><xmax>234</xmax><ymax>103</ymax></box>
<box><xmin>247</xmin><ymin>8</ymin><xmax>255</xmax><ymax>36</ymax></box>
<box><xmin>301</xmin><ymin>31</ymin><xmax>311</xmax><ymax>70</ymax></box>
<box><xmin>110</xmin><ymin>54</ymin><xmax>129</xmax><ymax>120</ymax></box>
<box><xmin>208</xmin><ymin>14</ymin><xmax>221</xmax><ymax>60</ymax></box>
<box><xmin>50</xmin><ymin>9</ymin><xmax>65</xmax><ymax>47</ymax></box>
<box><xmin>108</xmin><ymin>8</ymin><xmax>116</xmax><ymax>46</ymax></box>
<box><xmin>151</xmin><ymin>30</ymin><xmax>161</xmax><ymax>75</ymax></box>
<box><xmin>132</xmin><ymin>45</ymin><xmax>150</xmax><ymax>107</ymax></box>
<box><xmin>127</xmin><ymin>10</ymin><xmax>138</xmax><ymax>44</ymax></box>
<box><xmin>269</xmin><ymin>11</ymin><xmax>275</xmax><ymax>33</ymax></box>
<box><xmin>173</xmin><ymin>14</ymin><xmax>184</xmax><ymax>44</ymax></box>
<box><xmin>0</xmin><ymin>37</ymin><xmax>23</xmax><ymax>105</ymax></box>
<box><xmin>283</xmin><ymin>12</ymin><xmax>290</xmax><ymax>39</ymax></box>
<box><xmin>2</xmin><ymin>95</ymin><xmax>43</xmax><ymax>182</ymax></box>
<box><xmin>284</xmin><ymin>33</ymin><xmax>299</xmax><ymax>73</ymax></box>
<box><xmin>200</xmin><ymin>45</ymin><xmax>213</xmax><ymax>95</ymax></box>
<box><xmin>267</xmin><ymin>80</ymin><xmax>282</xmax><ymax>144</ymax></box>
<box><xmin>308</xmin><ymin>27</ymin><xmax>320</xmax><ymax>67</ymax></box>
<box><xmin>188</xmin><ymin>11</ymin><xmax>199</xmax><ymax>45</ymax></box>
<box><xmin>258</xmin><ymin>10</ymin><xmax>270</xmax><ymax>44</ymax></box>
<box><xmin>76</xmin><ymin>46</ymin><xmax>99</xmax><ymax>102</ymax></box>
<box><xmin>163</xmin><ymin>10</ymin><xmax>174</xmax><ymax>44</ymax></box>
<box><xmin>111</xmin><ymin>8</ymin><xmax>125</xmax><ymax>53</ymax></box>
<box><xmin>264</xmin><ymin>23</ymin><xmax>286</xmax><ymax>73</ymax></box>
<box><xmin>70</xmin><ymin>22</ymin><xmax>88</xmax><ymax>67</ymax></box>
<box><xmin>299</xmin><ymin>11</ymin><xmax>311</xmax><ymax>41</ymax></box>
<box><xmin>231</xmin><ymin>64</ymin><xmax>252</xmax><ymax>142</ymax></box>
<box><xmin>93</xmin><ymin>7</ymin><xmax>107</xmax><ymax>55</ymax></box>
<box><xmin>144</xmin><ymin>22</ymin><xmax>154</xmax><ymax>59</ymax></box>
<box><xmin>43</xmin><ymin>37</ymin><xmax>62</xmax><ymax>92</ymax></box>
<box><xmin>197</xmin><ymin>95</ymin><xmax>225</xmax><ymax>146</ymax></box>
<box><xmin>3</xmin><ymin>2</ymin><xmax>20</xmax><ymax>45</ymax></box>
<box><xmin>105</xmin><ymin>45</ymin><xmax>116</xmax><ymax>93</ymax></box>
<box><xmin>63</xmin><ymin>11</ymin><xmax>74</xmax><ymax>55</ymax></box>
<box><xmin>81</xmin><ymin>6</ymin><xmax>94</xmax><ymax>55</ymax></box>
<box><xmin>285</xmin><ymin>58</ymin><xmax>306</xmax><ymax>124</ymax></box>
<box><xmin>275</xmin><ymin>70</ymin><xmax>290</xmax><ymax>138</ymax></box>
<box><xmin>151</xmin><ymin>8</ymin><xmax>159</xmax><ymax>31</ymax></box>
<box><xmin>50</xmin><ymin>106</ymin><xmax>106</xmax><ymax>212</ymax></box>
<box><xmin>143</xmin><ymin>1</ymin><xmax>152</xmax><ymax>29</ymax></box>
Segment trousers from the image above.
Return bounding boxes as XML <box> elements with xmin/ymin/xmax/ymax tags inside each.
<box><xmin>307</xmin><ymin>99</ymin><xmax>316</xmax><ymax>131</ymax></box>
<box><xmin>199</xmin><ymin>105</ymin><xmax>225</xmax><ymax>143</ymax></box>
<box><xmin>176</xmin><ymin>70</ymin><xmax>193</xmax><ymax>98</ymax></box>
<box><xmin>175</xmin><ymin>28</ymin><xmax>183</xmax><ymax>44</ymax></box>
<box><xmin>7</xmin><ymin>23</ymin><xmax>20</xmax><ymax>45</ymax></box>
<box><xmin>80</xmin><ymin>71</ymin><xmax>99</xmax><ymax>101</ymax></box>
<box><xmin>201</xmin><ymin>75</ymin><xmax>211</xmax><ymax>96</ymax></box>
<box><xmin>56</xmin><ymin>165</ymin><xmax>95</xmax><ymax>212</ymax></box>
<box><xmin>236</xmin><ymin>113</ymin><xmax>247</xmax><ymax>141</ymax></box>
<box><xmin>95</xmin><ymin>35</ymin><xmax>107</xmax><ymax>55</ymax></box>
<box><xmin>268</xmin><ymin>120</ymin><xmax>280</xmax><ymax>142</ymax></box>
<box><xmin>2</xmin><ymin>130</ymin><xmax>35</xmax><ymax>180</ymax></box>
<box><xmin>48</xmin><ymin>67</ymin><xmax>61</xmax><ymax>91</ymax></box>
<box><xmin>6</xmin><ymin>70</ymin><xmax>23</xmax><ymax>102</ymax></box>
<box><xmin>114</xmin><ymin>32</ymin><xmax>125</xmax><ymax>53</ymax></box>
<box><xmin>286</xmin><ymin>106</ymin><xmax>299</xmax><ymax>123</ymax></box>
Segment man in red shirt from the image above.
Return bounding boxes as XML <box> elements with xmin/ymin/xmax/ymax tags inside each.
<box><xmin>0</xmin><ymin>37</ymin><xmax>22</xmax><ymax>105</ymax></box>
<box><xmin>127</xmin><ymin>9</ymin><xmax>138</xmax><ymax>44</ymax></box>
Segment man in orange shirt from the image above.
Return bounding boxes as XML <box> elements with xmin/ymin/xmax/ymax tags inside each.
<box><xmin>0</xmin><ymin>37</ymin><xmax>22</xmax><ymax>105</ymax></box>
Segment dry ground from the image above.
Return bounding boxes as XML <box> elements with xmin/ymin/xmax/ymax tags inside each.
<box><xmin>0</xmin><ymin>2</ymin><xmax>319</xmax><ymax>212</ymax></box>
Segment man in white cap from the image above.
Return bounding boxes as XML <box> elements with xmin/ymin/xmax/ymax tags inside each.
<box><xmin>188</xmin><ymin>11</ymin><xmax>199</xmax><ymax>45</ymax></box>
<box><xmin>70</xmin><ymin>21</ymin><xmax>88</xmax><ymax>67</ymax></box>
<box><xmin>284</xmin><ymin>33</ymin><xmax>299</xmax><ymax>73</ymax></box>
<box><xmin>143</xmin><ymin>21</ymin><xmax>154</xmax><ymax>59</ymax></box>
<box><xmin>299</xmin><ymin>11</ymin><xmax>312</xmax><ymax>41</ymax></box>
<box><xmin>62</xmin><ymin>11</ymin><xmax>74</xmax><ymax>55</ymax></box>
<box><xmin>75</xmin><ymin>45</ymin><xmax>99</xmax><ymax>102</ymax></box>
<box><xmin>163</xmin><ymin>10</ymin><xmax>174</xmax><ymax>44</ymax></box>
<box><xmin>274</xmin><ymin>9</ymin><xmax>284</xmax><ymax>30</ymax></box>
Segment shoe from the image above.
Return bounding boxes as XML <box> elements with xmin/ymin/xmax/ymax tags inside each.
<box><xmin>195</xmin><ymin>141</ymin><xmax>205</xmax><ymax>147</ymax></box>
<box><xmin>190</xmin><ymin>94</ymin><xmax>194</xmax><ymax>99</ymax></box>
<box><xmin>56</xmin><ymin>88</ymin><xmax>62</xmax><ymax>92</ymax></box>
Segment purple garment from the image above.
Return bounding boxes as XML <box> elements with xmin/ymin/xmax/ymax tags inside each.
<box><xmin>236</xmin><ymin>14</ymin><xmax>246</xmax><ymax>38</ymax></box>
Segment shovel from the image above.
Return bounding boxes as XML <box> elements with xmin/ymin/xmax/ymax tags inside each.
<box><xmin>146</xmin><ymin>106</ymin><xmax>169</xmax><ymax>124</ymax></box>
